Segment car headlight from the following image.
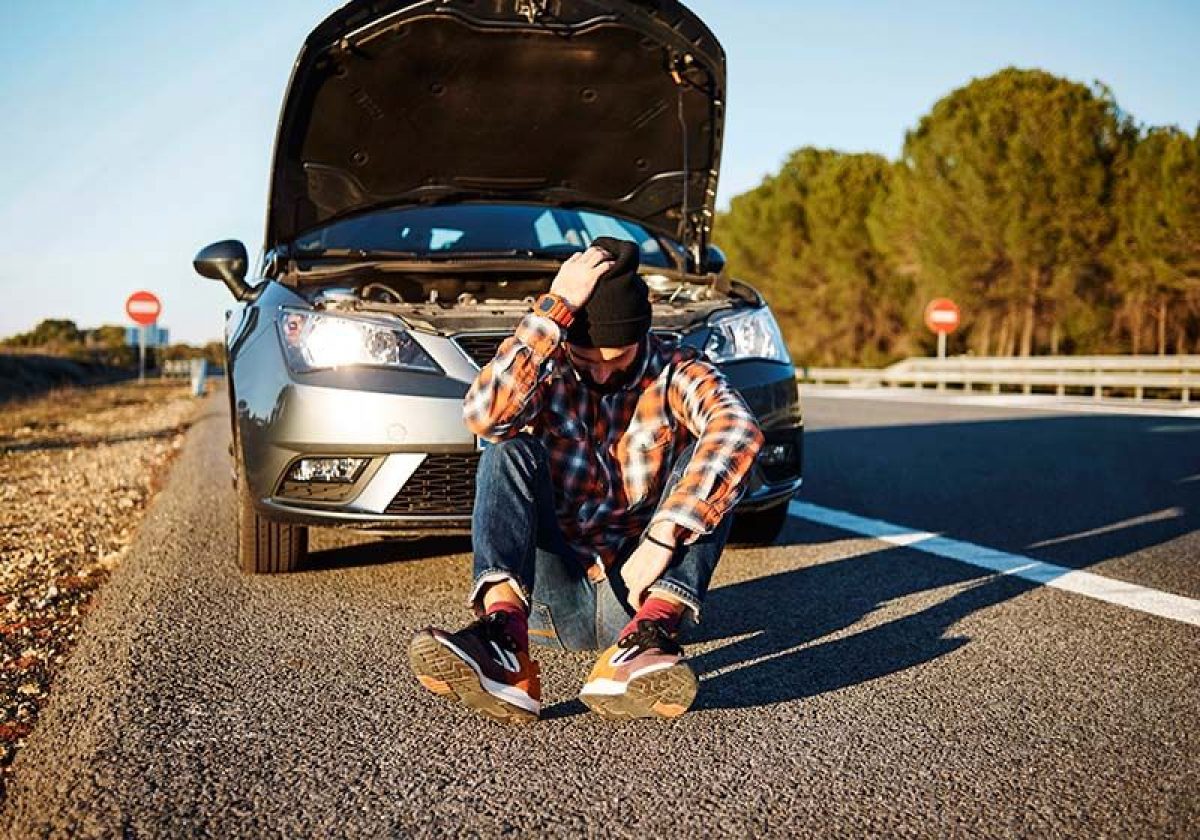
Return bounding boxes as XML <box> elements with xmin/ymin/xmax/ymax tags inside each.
<box><xmin>277</xmin><ymin>309</ymin><xmax>440</xmax><ymax>374</ymax></box>
<box><xmin>704</xmin><ymin>307</ymin><xmax>791</xmax><ymax>363</ymax></box>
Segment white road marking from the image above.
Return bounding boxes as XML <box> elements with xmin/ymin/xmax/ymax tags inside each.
<box><xmin>787</xmin><ymin>500</ymin><xmax>1200</xmax><ymax>628</ymax></box>
<box><xmin>1028</xmin><ymin>507</ymin><xmax>1184</xmax><ymax>548</ymax></box>
<box><xmin>878</xmin><ymin>530</ymin><xmax>939</xmax><ymax>547</ymax></box>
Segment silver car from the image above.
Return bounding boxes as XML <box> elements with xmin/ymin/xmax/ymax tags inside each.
<box><xmin>193</xmin><ymin>0</ymin><xmax>803</xmax><ymax>573</ymax></box>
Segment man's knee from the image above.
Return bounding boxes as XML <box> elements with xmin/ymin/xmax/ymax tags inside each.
<box><xmin>478</xmin><ymin>433</ymin><xmax>547</xmax><ymax>476</ymax></box>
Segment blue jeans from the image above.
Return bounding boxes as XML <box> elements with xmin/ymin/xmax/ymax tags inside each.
<box><xmin>467</xmin><ymin>434</ymin><xmax>733</xmax><ymax>651</ymax></box>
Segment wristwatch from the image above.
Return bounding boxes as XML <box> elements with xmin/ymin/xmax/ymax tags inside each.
<box><xmin>532</xmin><ymin>293</ymin><xmax>575</xmax><ymax>329</ymax></box>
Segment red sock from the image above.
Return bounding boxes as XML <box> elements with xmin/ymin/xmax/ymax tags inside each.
<box><xmin>485</xmin><ymin>601</ymin><xmax>529</xmax><ymax>652</ymax></box>
<box><xmin>620</xmin><ymin>596</ymin><xmax>684</xmax><ymax>640</ymax></box>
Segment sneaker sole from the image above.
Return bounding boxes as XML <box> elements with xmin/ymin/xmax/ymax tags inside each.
<box><xmin>580</xmin><ymin>662</ymin><xmax>698</xmax><ymax>721</ymax></box>
<box><xmin>408</xmin><ymin>631</ymin><xmax>539</xmax><ymax>726</ymax></box>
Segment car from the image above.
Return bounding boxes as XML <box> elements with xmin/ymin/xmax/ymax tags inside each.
<box><xmin>192</xmin><ymin>0</ymin><xmax>803</xmax><ymax>573</ymax></box>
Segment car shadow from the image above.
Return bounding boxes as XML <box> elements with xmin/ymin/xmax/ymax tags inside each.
<box><xmin>302</xmin><ymin>534</ymin><xmax>472</xmax><ymax>571</ymax></box>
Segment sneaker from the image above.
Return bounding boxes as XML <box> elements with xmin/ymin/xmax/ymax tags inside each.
<box><xmin>579</xmin><ymin>619</ymin><xmax>697</xmax><ymax>720</ymax></box>
<box><xmin>408</xmin><ymin>611</ymin><xmax>541</xmax><ymax>725</ymax></box>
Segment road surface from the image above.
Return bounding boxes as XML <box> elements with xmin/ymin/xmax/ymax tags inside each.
<box><xmin>2</xmin><ymin>392</ymin><xmax>1197</xmax><ymax>837</ymax></box>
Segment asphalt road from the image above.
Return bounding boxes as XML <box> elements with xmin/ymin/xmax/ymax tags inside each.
<box><xmin>2</xmin><ymin>391</ymin><xmax>1197</xmax><ymax>838</ymax></box>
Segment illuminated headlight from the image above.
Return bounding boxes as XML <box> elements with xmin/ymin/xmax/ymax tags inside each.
<box><xmin>704</xmin><ymin>307</ymin><xmax>790</xmax><ymax>363</ymax></box>
<box><xmin>287</xmin><ymin>457</ymin><xmax>367</xmax><ymax>483</ymax></box>
<box><xmin>277</xmin><ymin>309</ymin><xmax>440</xmax><ymax>374</ymax></box>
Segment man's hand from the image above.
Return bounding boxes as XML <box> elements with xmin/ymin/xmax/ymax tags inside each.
<box><xmin>621</xmin><ymin>537</ymin><xmax>674</xmax><ymax>610</ymax></box>
<box><xmin>549</xmin><ymin>246</ymin><xmax>614</xmax><ymax>311</ymax></box>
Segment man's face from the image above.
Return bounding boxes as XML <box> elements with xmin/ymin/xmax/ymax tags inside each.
<box><xmin>566</xmin><ymin>342</ymin><xmax>640</xmax><ymax>386</ymax></box>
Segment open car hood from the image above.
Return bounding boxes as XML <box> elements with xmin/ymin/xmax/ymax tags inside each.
<box><xmin>266</xmin><ymin>0</ymin><xmax>725</xmax><ymax>259</ymax></box>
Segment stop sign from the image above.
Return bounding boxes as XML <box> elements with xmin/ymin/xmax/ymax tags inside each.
<box><xmin>126</xmin><ymin>291</ymin><xmax>162</xmax><ymax>326</ymax></box>
<box><xmin>924</xmin><ymin>298</ymin><xmax>960</xmax><ymax>335</ymax></box>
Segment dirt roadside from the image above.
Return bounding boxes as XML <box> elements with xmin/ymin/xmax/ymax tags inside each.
<box><xmin>0</xmin><ymin>380</ymin><xmax>206</xmax><ymax>804</ymax></box>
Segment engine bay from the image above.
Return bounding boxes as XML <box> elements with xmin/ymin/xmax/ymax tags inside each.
<box><xmin>299</xmin><ymin>271</ymin><xmax>744</xmax><ymax>334</ymax></box>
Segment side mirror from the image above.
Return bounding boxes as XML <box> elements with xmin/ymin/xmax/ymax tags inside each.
<box><xmin>704</xmin><ymin>244</ymin><xmax>727</xmax><ymax>276</ymax></box>
<box><xmin>194</xmin><ymin>240</ymin><xmax>253</xmax><ymax>301</ymax></box>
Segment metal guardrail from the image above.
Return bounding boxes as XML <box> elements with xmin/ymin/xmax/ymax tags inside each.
<box><xmin>801</xmin><ymin>355</ymin><xmax>1200</xmax><ymax>403</ymax></box>
<box><xmin>160</xmin><ymin>359</ymin><xmax>214</xmax><ymax>396</ymax></box>
<box><xmin>160</xmin><ymin>360</ymin><xmax>194</xmax><ymax>378</ymax></box>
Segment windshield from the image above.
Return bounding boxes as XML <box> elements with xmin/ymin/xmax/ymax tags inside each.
<box><xmin>293</xmin><ymin>203</ymin><xmax>674</xmax><ymax>268</ymax></box>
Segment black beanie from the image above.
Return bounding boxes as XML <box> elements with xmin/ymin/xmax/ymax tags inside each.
<box><xmin>566</xmin><ymin>237</ymin><xmax>651</xmax><ymax>348</ymax></box>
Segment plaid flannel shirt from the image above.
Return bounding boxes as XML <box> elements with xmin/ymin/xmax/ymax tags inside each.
<box><xmin>463</xmin><ymin>311</ymin><xmax>764</xmax><ymax>574</ymax></box>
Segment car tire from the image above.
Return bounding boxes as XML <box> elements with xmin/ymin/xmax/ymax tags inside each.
<box><xmin>730</xmin><ymin>499</ymin><xmax>791</xmax><ymax>546</ymax></box>
<box><xmin>235</xmin><ymin>451</ymin><xmax>307</xmax><ymax>574</ymax></box>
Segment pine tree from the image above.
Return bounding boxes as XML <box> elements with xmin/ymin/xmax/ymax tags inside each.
<box><xmin>716</xmin><ymin>149</ymin><xmax>907</xmax><ymax>365</ymax></box>
<box><xmin>896</xmin><ymin>69</ymin><xmax>1132</xmax><ymax>356</ymax></box>
<box><xmin>713</xmin><ymin>68</ymin><xmax>1195</xmax><ymax>364</ymax></box>
<box><xmin>1111</xmin><ymin>127</ymin><xmax>1200</xmax><ymax>353</ymax></box>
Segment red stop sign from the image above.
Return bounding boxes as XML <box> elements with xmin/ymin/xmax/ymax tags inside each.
<box><xmin>126</xmin><ymin>291</ymin><xmax>162</xmax><ymax>326</ymax></box>
<box><xmin>924</xmin><ymin>298</ymin><xmax>960</xmax><ymax>335</ymax></box>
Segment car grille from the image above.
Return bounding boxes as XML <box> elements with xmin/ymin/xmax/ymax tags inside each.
<box><xmin>453</xmin><ymin>330</ymin><xmax>683</xmax><ymax>368</ymax></box>
<box><xmin>453</xmin><ymin>333</ymin><xmax>511</xmax><ymax>368</ymax></box>
<box><xmin>384</xmin><ymin>452</ymin><xmax>480</xmax><ymax>516</ymax></box>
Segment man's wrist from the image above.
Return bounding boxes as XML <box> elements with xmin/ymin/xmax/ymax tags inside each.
<box><xmin>643</xmin><ymin>532</ymin><xmax>674</xmax><ymax>553</ymax></box>
<box><xmin>533</xmin><ymin>292</ymin><xmax>576</xmax><ymax>328</ymax></box>
<box><xmin>548</xmin><ymin>289</ymin><xmax>579</xmax><ymax>312</ymax></box>
<box><xmin>646</xmin><ymin>521</ymin><xmax>680</xmax><ymax>548</ymax></box>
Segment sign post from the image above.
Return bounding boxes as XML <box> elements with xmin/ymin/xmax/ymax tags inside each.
<box><xmin>923</xmin><ymin>298</ymin><xmax>961</xmax><ymax>391</ymax></box>
<box><xmin>125</xmin><ymin>291</ymin><xmax>162</xmax><ymax>383</ymax></box>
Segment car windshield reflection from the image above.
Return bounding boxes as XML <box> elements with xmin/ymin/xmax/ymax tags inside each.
<box><xmin>293</xmin><ymin>203</ymin><xmax>673</xmax><ymax>268</ymax></box>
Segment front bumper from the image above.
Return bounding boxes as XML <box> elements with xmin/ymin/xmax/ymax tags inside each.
<box><xmin>240</xmin><ymin>381</ymin><xmax>482</xmax><ymax>533</ymax></box>
<box><xmin>237</xmin><ymin>341</ymin><xmax>803</xmax><ymax>532</ymax></box>
<box><xmin>737</xmin><ymin>424</ymin><xmax>804</xmax><ymax>511</ymax></box>
<box><xmin>249</xmin><ymin>413</ymin><xmax>801</xmax><ymax>532</ymax></box>
<box><xmin>722</xmin><ymin>359</ymin><xmax>804</xmax><ymax>511</ymax></box>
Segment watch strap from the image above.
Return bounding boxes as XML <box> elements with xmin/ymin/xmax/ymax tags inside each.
<box><xmin>533</xmin><ymin>293</ymin><xmax>575</xmax><ymax>329</ymax></box>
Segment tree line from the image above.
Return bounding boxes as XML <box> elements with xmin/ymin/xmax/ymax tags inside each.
<box><xmin>715</xmin><ymin>68</ymin><xmax>1200</xmax><ymax>366</ymax></box>
<box><xmin>2</xmin><ymin>319</ymin><xmax>224</xmax><ymax>368</ymax></box>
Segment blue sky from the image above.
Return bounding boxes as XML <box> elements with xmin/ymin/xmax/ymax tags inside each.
<box><xmin>1</xmin><ymin>0</ymin><xmax>1197</xmax><ymax>344</ymax></box>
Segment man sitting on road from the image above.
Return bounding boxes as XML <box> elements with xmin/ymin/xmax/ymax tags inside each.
<box><xmin>409</xmin><ymin>237</ymin><xmax>764</xmax><ymax>723</ymax></box>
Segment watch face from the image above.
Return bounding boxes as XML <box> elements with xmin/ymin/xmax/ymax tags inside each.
<box><xmin>539</xmin><ymin>297</ymin><xmax>555</xmax><ymax>312</ymax></box>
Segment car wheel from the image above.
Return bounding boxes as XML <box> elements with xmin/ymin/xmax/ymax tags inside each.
<box><xmin>235</xmin><ymin>451</ymin><xmax>307</xmax><ymax>574</ymax></box>
<box><xmin>730</xmin><ymin>499</ymin><xmax>791</xmax><ymax>546</ymax></box>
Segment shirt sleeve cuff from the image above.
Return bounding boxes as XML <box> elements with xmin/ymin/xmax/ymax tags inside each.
<box><xmin>513</xmin><ymin>312</ymin><xmax>564</xmax><ymax>360</ymax></box>
<box><xmin>649</xmin><ymin>503</ymin><xmax>717</xmax><ymax>546</ymax></box>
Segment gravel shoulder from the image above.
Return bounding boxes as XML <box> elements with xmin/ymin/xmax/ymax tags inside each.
<box><xmin>0</xmin><ymin>380</ymin><xmax>203</xmax><ymax>802</ymax></box>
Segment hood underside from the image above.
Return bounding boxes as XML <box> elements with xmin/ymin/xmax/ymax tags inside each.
<box><xmin>267</xmin><ymin>0</ymin><xmax>725</xmax><ymax>254</ymax></box>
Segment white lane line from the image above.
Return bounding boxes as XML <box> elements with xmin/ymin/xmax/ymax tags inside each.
<box><xmin>1028</xmin><ymin>507</ymin><xmax>1184</xmax><ymax>549</ymax></box>
<box><xmin>788</xmin><ymin>500</ymin><xmax>1200</xmax><ymax>628</ymax></box>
